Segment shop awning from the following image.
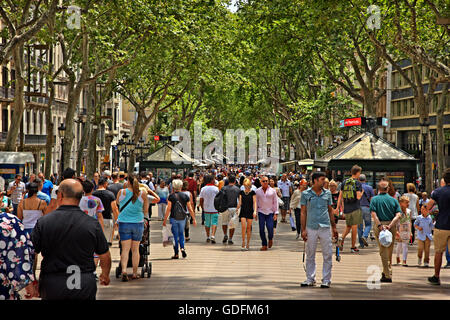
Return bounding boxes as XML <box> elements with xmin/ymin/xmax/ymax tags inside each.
<box><xmin>0</xmin><ymin>152</ymin><xmax>35</xmax><ymax>164</ymax></box>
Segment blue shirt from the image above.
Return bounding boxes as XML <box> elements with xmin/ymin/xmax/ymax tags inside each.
<box><xmin>431</xmin><ymin>185</ymin><xmax>450</xmax><ymax>230</ymax></box>
<box><xmin>360</xmin><ymin>183</ymin><xmax>375</xmax><ymax>207</ymax></box>
<box><xmin>41</xmin><ymin>179</ymin><xmax>53</xmax><ymax>197</ymax></box>
<box><xmin>25</xmin><ymin>191</ymin><xmax>51</xmax><ymax>205</ymax></box>
<box><xmin>300</xmin><ymin>188</ymin><xmax>333</xmax><ymax>230</ymax></box>
<box><xmin>414</xmin><ymin>215</ymin><xmax>434</xmax><ymax>241</ymax></box>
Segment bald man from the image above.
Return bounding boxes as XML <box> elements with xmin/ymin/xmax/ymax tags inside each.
<box><xmin>369</xmin><ymin>180</ymin><xmax>403</xmax><ymax>283</ymax></box>
<box><xmin>31</xmin><ymin>179</ymin><xmax>111</xmax><ymax>300</ymax></box>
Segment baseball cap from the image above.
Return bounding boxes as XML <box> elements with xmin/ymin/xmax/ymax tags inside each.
<box><xmin>103</xmin><ymin>170</ymin><xmax>111</xmax><ymax>176</ymax></box>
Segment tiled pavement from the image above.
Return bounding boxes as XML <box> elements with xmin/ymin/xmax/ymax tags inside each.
<box><xmin>96</xmin><ymin>208</ymin><xmax>450</xmax><ymax>300</ymax></box>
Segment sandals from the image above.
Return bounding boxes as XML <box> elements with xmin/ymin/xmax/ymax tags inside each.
<box><xmin>131</xmin><ymin>274</ymin><xmax>140</xmax><ymax>280</ymax></box>
<box><xmin>121</xmin><ymin>273</ymin><xmax>129</xmax><ymax>282</ymax></box>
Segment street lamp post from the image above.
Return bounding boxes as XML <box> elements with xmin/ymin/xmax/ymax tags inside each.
<box><xmin>117</xmin><ymin>132</ymin><xmax>135</xmax><ymax>173</ymax></box>
<box><xmin>58</xmin><ymin>123</ymin><xmax>66</xmax><ymax>181</ymax></box>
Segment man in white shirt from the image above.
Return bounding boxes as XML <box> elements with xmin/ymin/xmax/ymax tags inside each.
<box><xmin>7</xmin><ymin>174</ymin><xmax>27</xmax><ymax>216</ymax></box>
<box><xmin>199</xmin><ymin>174</ymin><xmax>219</xmax><ymax>244</ymax></box>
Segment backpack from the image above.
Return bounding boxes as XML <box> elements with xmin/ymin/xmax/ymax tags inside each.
<box><xmin>342</xmin><ymin>178</ymin><xmax>358</xmax><ymax>204</ymax></box>
<box><xmin>172</xmin><ymin>193</ymin><xmax>187</xmax><ymax>220</ymax></box>
<box><xmin>214</xmin><ymin>188</ymin><xmax>228</xmax><ymax>213</ymax></box>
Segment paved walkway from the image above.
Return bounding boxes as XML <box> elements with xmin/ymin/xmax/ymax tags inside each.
<box><xmin>96</xmin><ymin>207</ymin><xmax>450</xmax><ymax>300</ymax></box>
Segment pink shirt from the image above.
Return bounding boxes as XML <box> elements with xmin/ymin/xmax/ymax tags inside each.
<box><xmin>256</xmin><ymin>187</ymin><xmax>279</xmax><ymax>215</ymax></box>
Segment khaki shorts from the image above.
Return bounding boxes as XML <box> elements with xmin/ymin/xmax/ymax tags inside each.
<box><xmin>221</xmin><ymin>208</ymin><xmax>237</xmax><ymax>229</ymax></box>
<box><xmin>433</xmin><ymin>228</ymin><xmax>450</xmax><ymax>253</ymax></box>
<box><xmin>344</xmin><ymin>209</ymin><xmax>363</xmax><ymax>227</ymax></box>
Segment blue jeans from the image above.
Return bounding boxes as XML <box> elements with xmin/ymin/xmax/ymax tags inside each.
<box><xmin>12</xmin><ymin>203</ymin><xmax>19</xmax><ymax>216</ymax></box>
<box><xmin>358</xmin><ymin>206</ymin><xmax>372</xmax><ymax>246</ymax></box>
<box><xmin>170</xmin><ymin>218</ymin><xmax>186</xmax><ymax>254</ymax></box>
<box><xmin>258</xmin><ymin>212</ymin><xmax>274</xmax><ymax>247</ymax></box>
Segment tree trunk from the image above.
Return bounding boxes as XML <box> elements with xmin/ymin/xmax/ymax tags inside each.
<box><xmin>436</xmin><ymin>82</ymin><xmax>449</xmax><ymax>179</ymax></box>
<box><xmin>4</xmin><ymin>46</ymin><xmax>25</xmax><ymax>150</ymax></box>
<box><xmin>44</xmin><ymin>83</ymin><xmax>55</xmax><ymax>179</ymax></box>
<box><xmin>86</xmin><ymin>83</ymin><xmax>97</xmax><ymax>179</ymax></box>
<box><xmin>76</xmin><ymin>119</ymin><xmax>89</xmax><ymax>176</ymax></box>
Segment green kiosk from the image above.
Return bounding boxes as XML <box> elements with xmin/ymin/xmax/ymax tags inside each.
<box><xmin>319</xmin><ymin>132</ymin><xmax>419</xmax><ymax>194</ymax></box>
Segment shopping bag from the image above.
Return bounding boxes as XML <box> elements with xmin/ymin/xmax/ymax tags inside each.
<box><xmin>228</xmin><ymin>211</ymin><xmax>240</xmax><ymax>229</ymax></box>
<box><xmin>278</xmin><ymin>197</ymin><xmax>284</xmax><ymax>207</ymax></box>
<box><xmin>162</xmin><ymin>224</ymin><xmax>174</xmax><ymax>247</ymax></box>
<box><xmin>290</xmin><ymin>215</ymin><xmax>296</xmax><ymax>230</ymax></box>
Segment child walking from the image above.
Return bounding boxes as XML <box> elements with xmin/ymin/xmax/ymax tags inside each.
<box><xmin>396</xmin><ymin>196</ymin><xmax>412</xmax><ymax>266</ymax></box>
<box><xmin>414</xmin><ymin>205</ymin><xmax>434</xmax><ymax>267</ymax></box>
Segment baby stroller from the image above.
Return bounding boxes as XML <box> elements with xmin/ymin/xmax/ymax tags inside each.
<box><xmin>115</xmin><ymin>217</ymin><xmax>152</xmax><ymax>278</ymax></box>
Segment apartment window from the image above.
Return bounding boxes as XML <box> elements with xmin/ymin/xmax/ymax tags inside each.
<box><xmin>39</xmin><ymin>111</ymin><xmax>43</xmax><ymax>135</ymax></box>
<box><xmin>402</xmin><ymin>100</ymin><xmax>408</xmax><ymax>115</ymax></box>
<box><xmin>33</xmin><ymin>111</ymin><xmax>37</xmax><ymax>134</ymax></box>
<box><xmin>114</xmin><ymin>108</ymin><xmax>117</xmax><ymax>130</ymax></box>
<box><xmin>26</xmin><ymin>110</ymin><xmax>30</xmax><ymax>134</ymax></box>
<box><xmin>10</xmin><ymin>69</ymin><xmax>15</xmax><ymax>89</ymax></box>
<box><xmin>2</xmin><ymin>67</ymin><xmax>8</xmax><ymax>87</ymax></box>
<box><xmin>432</xmin><ymin>94</ymin><xmax>439</xmax><ymax>113</ymax></box>
<box><xmin>2</xmin><ymin>108</ymin><xmax>8</xmax><ymax>132</ymax></box>
<box><xmin>410</xmin><ymin>100</ymin><xmax>415</xmax><ymax>115</ymax></box>
<box><xmin>397</xmin><ymin>73</ymin><xmax>402</xmax><ymax>87</ymax></box>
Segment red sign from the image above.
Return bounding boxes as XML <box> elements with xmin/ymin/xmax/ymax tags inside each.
<box><xmin>344</xmin><ymin>117</ymin><xmax>362</xmax><ymax>127</ymax></box>
<box><xmin>154</xmin><ymin>135</ymin><xmax>160</xmax><ymax>141</ymax></box>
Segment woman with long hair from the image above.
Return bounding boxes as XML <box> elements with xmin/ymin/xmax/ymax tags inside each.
<box><xmin>116</xmin><ymin>174</ymin><xmax>149</xmax><ymax>281</ymax></box>
<box><xmin>236</xmin><ymin>178</ymin><xmax>257</xmax><ymax>250</ymax></box>
<box><xmin>17</xmin><ymin>181</ymin><xmax>47</xmax><ymax>277</ymax></box>
<box><xmin>403</xmin><ymin>183</ymin><xmax>419</xmax><ymax>244</ymax></box>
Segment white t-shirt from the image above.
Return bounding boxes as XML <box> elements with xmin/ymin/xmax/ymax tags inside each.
<box><xmin>51</xmin><ymin>186</ymin><xmax>58</xmax><ymax>200</ymax></box>
<box><xmin>199</xmin><ymin>185</ymin><xmax>219</xmax><ymax>213</ymax></box>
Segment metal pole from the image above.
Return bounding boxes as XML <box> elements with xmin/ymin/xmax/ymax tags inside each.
<box><xmin>60</xmin><ymin>138</ymin><xmax>64</xmax><ymax>181</ymax></box>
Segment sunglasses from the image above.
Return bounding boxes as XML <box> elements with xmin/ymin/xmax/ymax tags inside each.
<box><xmin>261</xmin><ymin>180</ymin><xmax>269</xmax><ymax>183</ymax></box>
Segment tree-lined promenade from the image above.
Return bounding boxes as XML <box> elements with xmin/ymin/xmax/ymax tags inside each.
<box><xmin>0</xmin><ymin>0</ymin><xmax>448</xmax><ymax>193</ymax></box>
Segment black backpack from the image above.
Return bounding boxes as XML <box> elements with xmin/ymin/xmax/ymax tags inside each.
<box><xmin>214</xmin><ymin>188</ymin><xmax>228</xmax><ymax>213</ymax></box>
<box><xmin>172</xmin><ymin>193</ymin><xmax>187</xmax><ymax>220</ymax></box>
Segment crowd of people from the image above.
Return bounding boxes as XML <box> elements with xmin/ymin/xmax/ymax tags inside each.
<box><xmin>1</xmin><ymin>164</ymin><xmax>449</xmax><ymax>299</ymax></box>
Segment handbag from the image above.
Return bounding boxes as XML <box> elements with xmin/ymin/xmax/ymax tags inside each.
<box><xmin>278</xmin><ymin>197</ymin><xmax>284</xmax><ymax>207</ymax></box>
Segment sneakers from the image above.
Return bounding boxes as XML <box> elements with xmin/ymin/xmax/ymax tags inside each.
<box><xmin>223</xmin><ymin>235</ymin><xmax>228</xmax><ymax>244</ymax></box>
<box><xmin>351</xmin><ymin>247</ymin><xmax>359</xmax><ymax>253</ymax></box>
<box><xmin>296</xmin><ymin>233</ymin><xmax>300</xmax><ymax>240</ymax></box>
<box><xmin>292</xmin><ymin>227</ymin><xmax>296</xmax><ymax>232</ymax></box>
<box><xmin>206</xmin><ymin>237</ymin><xmax>211</xmax><ymax>243</ymax></box>
<box><xmin>380</xmin><ymin>273</ymin><xmax>392</xmax><ymax>283</ymax></box>
<box><xmin>444</xmin><ymin>264</ymin><xmax>450</xmax><ymax>269</ymax></box>
<box><xmin>417</xmin><ymin>258</ymin><xmax>422</xmax><ymax>266</ymax></box>
<box><xmin>424</xmin><ymin>262</ymin><xmax>429</xmax><ymax>268</ymax></box>
<box><xmin>301</xmin><ymin>280</ymin><xmax>316</xmax><ymax>287</ymax></box>
<box><xmin>211</xmin><ymin>237</ymin><xmax>216</xmax><ymax>244</ymax></box>
<box><xmin>228</xmin><ymin>239</ymin><xmax>234</xmax><ymax>245</ymax></box>
<box><xmin>361</xmin><ymin>237</ymin><xmax>368</xmax><ymax>247</ymax></box>
<box><xmin>181</xmin><ymin>249</ymin><xmax>187</xmax><ymax>258</ymax></box>
<box><xmin>320</xmin><ymin>281</ymin><xmax>331</xmax><ymax>288</ymax></box>
<box><xmin>428</xmin><ymin>275</ymin><xmax>440</xmax><ymax>285</ymax></box>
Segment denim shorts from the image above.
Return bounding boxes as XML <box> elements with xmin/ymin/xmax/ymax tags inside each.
<box><xmin>118</xmin><ymin>222</ymin><xmax>144</xmax><ymax>241</ymax></box>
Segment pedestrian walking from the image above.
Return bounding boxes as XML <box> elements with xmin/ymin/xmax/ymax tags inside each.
<box><xmin>7</xmin><ymin>174</ymin><xmax>26</xmax><ymax>216</ymax></box>
<box><xmin>220</xmin><ymin>174</ymin><xmax>241</xmax><ymax>245</ymax></box>
<box><xmin>255</xmin><ymin>176</ymin><xmax>278</xmax><ymax>251</ymax></box>
<box><xmin>415</xmin><ymin>205</ymin><xmax>434</xmax><ymax>267</ymax></box>
<box><xmin>370</xmin><ymin>180</ymin><xmax>403</xmax><ymax>282</ymax></box>
<box><xmin>163</xmin><ymin>179</ymin><xmax>196</xmax><ymax>259</ymax></box>
<box><xmin>0</xmin><ymin>211</ymin><xmax>37</xmax><ymax>300</ymax></box>
<box><xmin>181</xmin><ymin>181</ymin><xmax>193</xmax><ymax>242</ymax></box>
<box><xmin>37</xmin><ymin>172</ymin><xmax>53</xmax><ymax>198</ymax></box>
<box><xmin>156</xmin><ymin>180</ymin><xmax>169</xmax><ymax>221</ymax></box>
<box><xmin>395</xmin><ymin>196</ymin><xmax>412</xmax><ymax>266</ymax></box>
<box><xmin>290</xmin><ymin>179</ymin><xmax>308</xmax><ymax>239</ymax></box>
<box><xmin>278</xmin><ymin>174</ymin><xmax>293</xmax><ymax>223</ymax></box>
<box><xmin>269</xmin><ymin>178</ymin><xmax>282</xmax><ymax>234</ymax></box>
<box><xmin>403</xmin><ymin>183</ymin><xmax>420</xmax><ymax>244</ymax></box>
<box><xmin>358</xmin><ymin>174</ymin><xmax>375</xmax><ymax>248</ymax></box>
<box><xmin>0</xmin><ymin>190</ymin><xmax>13</xmax><ymax>213</ymax></box>
<box><xmin>107</xmin><ymin>172</ymin><xmax>124</xmax><ymax>198</ymax></box>
<box><xmin>116</xmin><ymin>174</ymin><xmax>149</xmax><ymax>281</ymax></box>
<box><xmin>329</xmin><ymin>180</ymin><xmax>341</xmax><ymax>225</ymax></box>
<box><xmin>93</xmin><ymin>177</ymin><xmax>120</xmax><ymax>245</ymax></box>
<box><xmin>300</xmin><ymin>172</ymin><xmax>339</xmax><ymax>288</ymax></box>
<box><xmin>31</xmin><ymin>179</ymin><xmax>111</xmax><ymax>299</ymax></box>
<box><xmin>199</xmin><ymin>175</ymin><xmax>220</xmax><ymax>243</ymax></box>
<box><xmin>337</xmin><ymin>165</ymin><xmax>364</xmax><ymax>253</ymax></box>
<box><xmin>424</xmin><ymin>168</ymin><xmax>450</xmax><ymax>285</ymax></box>
<box><xmin>236</xmin><ymin>178</ymin><xmax>257</xmax><ymax>250</ymax></box>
